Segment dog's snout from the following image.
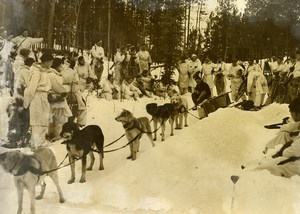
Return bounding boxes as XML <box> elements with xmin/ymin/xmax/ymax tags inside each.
<box><xmin>62</xmin><ymin>132</ymin><xmax>72</xmax><ymax>140</ymax></box>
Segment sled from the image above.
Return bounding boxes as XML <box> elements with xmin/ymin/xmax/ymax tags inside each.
<box><xmin>197</xmin><ymin>100</ymin><xmax>217</xmax><ymax>119</ymax></box>
<box><xmin>209</xmin><ymin>92</ymin><xmax>231</xmax><ymax>109</ymax></box>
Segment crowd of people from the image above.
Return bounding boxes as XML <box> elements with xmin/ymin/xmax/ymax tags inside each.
<box><xmin>1</xmin><ymin>24</ymin><xmax>300</xmax><ymax>155</ymax></box>
<box><xmin>176</xmin><ymin>52</ymin><xmax>300</xmax><ymax>111</ymax></box>
<box><xmin>0</xmin><ymin>26</ymin><xmax>158</xmax><ymax>151</ymax></box>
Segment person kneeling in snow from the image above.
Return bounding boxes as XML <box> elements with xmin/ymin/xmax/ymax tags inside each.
<box><xmin>120</xmin><ymin>76</ymin><xmax>142</xmax><ymax>100</ymax></box>
<box><xmin>255</xmin><ymin>98</ymin><xmax>300</xmax><ymax>177</ymax></box>
<box><xmin>191</xmin><ymin>72</ymin><xmax>211</xmax><ymax>110</ymax></box>
<box><xmin>132</xmin><ymin>75</ymin><xmax>152</xmax><ymax>98</ymax></box>
<box><xmin>100</xmin><ymin>74</ymin><xmax>119</xmax><ymax>100</ymax></box>
<box><xmin>256</xmin><ymin>135</ymin><xmax>300</xmax><ymax>178</ymax></box>
<box><xmin>263</xmin><ymin>98</ymin><xmax>300</xmax><ymax>154</ymax></box>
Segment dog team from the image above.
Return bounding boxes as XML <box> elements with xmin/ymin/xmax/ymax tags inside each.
<box><xmin>0</xmin><ymin>86</ymin><xmax>189</xmax><ymax>214</ymax></box>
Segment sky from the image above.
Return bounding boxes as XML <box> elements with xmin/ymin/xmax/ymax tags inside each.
<box><xmin>190</xmin><ymin>0</ymin><xmax>247</xmax><ymax>28</ymax></box>
<box><xmin>0</xmin><ymin>62</ymin><xmax>300</xmax><ymax>214</ymax></box>
<box><xmin>206</xmin><ymin>0</ymin><xmax>247</xmax><ymax>12</ymax></box>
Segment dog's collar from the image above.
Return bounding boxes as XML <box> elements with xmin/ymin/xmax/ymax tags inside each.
<box><xmin>123</xmin><ymin>121</ymin><xmax>135</xmax><ymax>130</ymax></box>
<box><xmin>123</xmin><ymin>120</ymin><xmax>138</xmax><ymax>131</ymax></box>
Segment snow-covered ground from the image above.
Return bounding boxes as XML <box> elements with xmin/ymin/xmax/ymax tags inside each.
<box><xmin>1</xmin><ymin>88</ymin><xmax>300</xmax><ymax>214</ymax></box>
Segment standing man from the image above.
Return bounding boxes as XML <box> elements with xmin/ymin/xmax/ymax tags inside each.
<box><xmin>0</xmin><ymin>28</ymin><xmax>15</xmax><ymax>95</ymax></box>
<box><xmin>246</xmin><ymin>59</ymin><xmax>268</xmax><ymax>108</ymax></box>
<box><xmin>201</xmin><ymin>57</ymin><xmax>216</xmax><ymax>97</ymax></box>
<box><xmin>113</xmin><ymin>47</ymin><xmax>126</xmax><ymax>86</ymax></box>
<box><xmin>287</xmin><ymin>51</ymin><xmax>300</xmax><ymax>101</ymax></box>
<box><xmin>177</xmin><ymin>55</ymin><xmax>190</xmax><ymax>95</ymax></box>
<box><xmin>12</xmin><ymin>29</ymin><xmax>43</xmax><ymax>56</ymax></box>
<box><xmin>228</xmin><ymin>58</ymin><xmax>245</xmax><ymax>102</ymax></box>
<box><xmin>213</xmin><ymin>57</ymin><xmax>226</xmax><ymax>95</ymax></box>
<box><xmin>91</xmin><ymin>40</ymin><xmax>105</xmax><ymax>84</ymax></box>
<box><xmin>0</xmin><ymin>28</ymin><xmax>14</xmax><ymax>63</ymax></box>
<box><xmin>23</xmin><ymin>53</ymin><xmax>53</xmax><ymax>151</ymax></box>
<box><xmin>74</xmin><ymin>56</ymin><xmax>95</xmax><ymax>92</ymax></box>
<box><xmin>189</xmin><ymin>54</ymin><xmax>202</xmax><ymax>93</ymax></box>
<box><xmin>137</xmin><ymin>44</ymin><xmax>152</xmax><ymax>75</ymax></box>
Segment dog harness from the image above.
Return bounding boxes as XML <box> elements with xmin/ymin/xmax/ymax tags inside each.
<box><xmin>8</xmin><ymin>154</ymin><xmax>21</xmax><ymax>175</ymax></box>
<box><xmin>12</xmin><ymin>155</ymin><xmax>42</xmax><ymax>176</ymax></box>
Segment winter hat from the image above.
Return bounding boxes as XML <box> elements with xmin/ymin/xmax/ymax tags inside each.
<box><xmin>19</xmin><ymin>48</ymin><xmax>31</xmax><ymax>57</ymax></box>
<box><xmin>289</xmin><ymin>98</ymin><xmax>300</xmax><ymax>113</ymax></box>
<box><xmin>191</xmin><ymin>54</ymin><xmax>197</xmax><ymax>58</ymax></box>
<box><xmin>24</xmin><ymin>57</ymin><xmax>35</xmax><ymax>67</ymax></box>
<box><xmin>40</xmin><ymin>52</ymin><xmax>54</xmax><ymax>62</ymax></box>
<box><xmin>51</xmin><ymin>58</ymin><xmax>63</xmax><ymax>69</ymax></box>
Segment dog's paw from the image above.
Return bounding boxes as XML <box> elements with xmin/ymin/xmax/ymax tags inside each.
<box><xmin>79</xmin><ymin>178</ymin><xmax>86</xmax><ymax>183</ymax></box>
<box><xmin>99</xmin><ymin>166</ymin><xmax>104</xmax><ymax>170</ymax></box>
<box><xmin>60</xmin><ymin>198</ymin><xmax>65</xmax><ymax>203</ymax></box>
<box><xmin>68</xmin><ymin>178</ymin><xmax>75</xmax><ymax>184</ymax></box>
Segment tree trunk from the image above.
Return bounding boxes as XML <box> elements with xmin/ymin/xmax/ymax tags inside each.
<box><xmin>107</xmin><ymin>0</ymin><xmax>111</xmax><ymax>73</ymax></box>
<box><xmin>74</xmin><ymin>0</ymin><xmax>83</xmax><ymax>49</ymax></box>
<box><xmin>47</xmin><ymin>0</ymin><xmax>56</xmax><ymax>48</ymax></box>
<box><xmin>187</xmin><ymin>0</ymin><xmax>191</xmax><ymax>51</ymax></box>
<box><xmin>0</xmin><ymin>2</ymin><xmax>5</xmax><ymax>27</ymax></box>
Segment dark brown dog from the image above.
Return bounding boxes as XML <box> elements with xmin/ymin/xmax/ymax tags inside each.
<box><xmin>146</xmin><ymin>103</ymin><xmax>175</xmax><ymax>141</ymax></box>
<box><xmin>0</xmin><ymin>148</ymin><xmax>65</xmax><ymax>214</ymax></box>
<box><xmin>115</xmin><ymin>109</ymin><xmax>155</xmax><ymax>160</ymax></box>
<box><xmin>60</xmin><ymin>121</ymin><xmax>104</xmax><ymax>184</ymax></box>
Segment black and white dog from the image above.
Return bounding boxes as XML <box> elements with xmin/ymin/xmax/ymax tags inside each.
<box><xmin>60</xmin><ymin>121</ymin><xmax>104</xmax><ymax>184</ymax></box>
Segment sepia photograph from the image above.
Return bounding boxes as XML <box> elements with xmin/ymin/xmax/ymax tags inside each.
<box><xmin>0</xmin><ymin>0</ymin><xmax>300</xmax><ymax>213</ymax></box>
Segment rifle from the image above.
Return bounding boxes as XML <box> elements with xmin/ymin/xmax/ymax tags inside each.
<box><xmin>110</xmin><ymin>62</ymin><xmax>115</xmax><ymax>70</ymax></box>
<box><xmin>264</xmin><ymin>117</ymin><xmax>290</xmax><ymax>129</ymax></box>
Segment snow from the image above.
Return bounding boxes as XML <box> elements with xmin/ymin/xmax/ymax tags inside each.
<box><xmin>1</xmin><ymin>87</ymin><xmax>300</xmax><ymax>213</ymax></box>
<box><xmin>0</xmin><ymin>91</ymin><xmax>300</xmax><ymax>214</ymax></box>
